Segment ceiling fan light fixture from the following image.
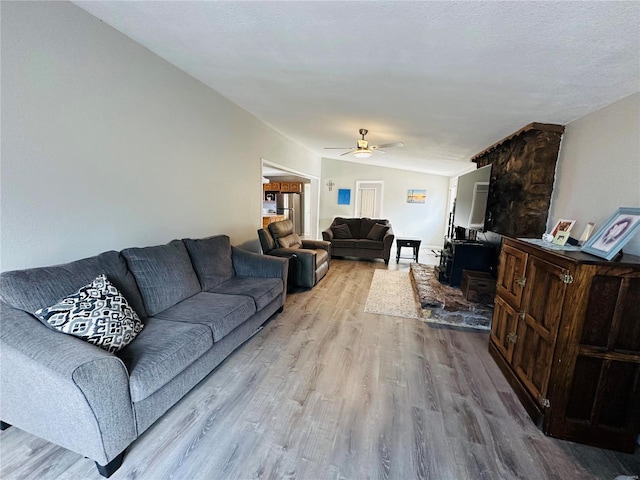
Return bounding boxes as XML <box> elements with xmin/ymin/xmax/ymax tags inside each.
<box><xmin>353</xmin><ymin>148</ymin><xmax>372</xmax><ymax>159</ymax></box>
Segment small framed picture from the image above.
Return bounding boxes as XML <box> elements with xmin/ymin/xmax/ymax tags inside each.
<box><xmin>552</xmin><ymin>230</ymin><xmax>571</xmax><ymax>246</ymax></box>
<box><xmin>407</xmin><ymin>189</ymin><xmax>426</xmax><ymax>204</ymax></box>
<box><xmin>550</xmin><ymin>219</ymin><xmax>576</xmax><ymax>237</ymax></box>
<box><xmin>581</xmin><ymin>207</ymin><xmax>640</xmax><ymax>260</ymax></box>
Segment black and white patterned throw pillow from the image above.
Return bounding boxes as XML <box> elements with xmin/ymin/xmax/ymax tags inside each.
<box><xmin>34</xmin><ymin>274</ymin><xmax>144</xmax><ymax>353</ymax></box>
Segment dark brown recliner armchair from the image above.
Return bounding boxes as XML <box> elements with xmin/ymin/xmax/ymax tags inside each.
<box><xmin>258</xmin><ymin>220</ymin><xmax>330</xmax><ymax>288</ymax></box>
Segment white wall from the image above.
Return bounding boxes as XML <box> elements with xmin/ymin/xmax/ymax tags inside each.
<box><xmin>320</xmin><ymin>158</ymin><xmax>450</xmax><ymax>248</ymax></box>
<box><xmin>550</xmin><ymin>93</ymin><xmax>640</xmax><ymax>256</ymax></box>
<box><xmin>0</xmin><ymin>2</ymin><xmax>320</xmax><ymax>272</ymax></box>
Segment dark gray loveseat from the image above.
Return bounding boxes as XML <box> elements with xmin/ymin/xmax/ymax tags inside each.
<box><xmin>322</xmin><ymin>217</ymin><xmax>394</xmax><ymax>264</ymax></box>
<box><xmin>0</xmin><ymin>235</ymin><xmax>287</xmax><ymax>477</ymax></box>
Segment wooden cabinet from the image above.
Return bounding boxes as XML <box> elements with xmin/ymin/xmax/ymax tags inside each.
<box><xmin>489</xmin><ymin>237</ymin><xmax>640</xmax><ymax>453</ymax></box>
<box><xmin>262</xmin><ymin>182</ymin><xmax>302</xmax><ymax>193</ymax></box>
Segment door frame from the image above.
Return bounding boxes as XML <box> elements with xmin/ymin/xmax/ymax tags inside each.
<box><xmin>261</xmin><ymin>159</ymin><xmax>320</xmax><ymax>239</ymax></box>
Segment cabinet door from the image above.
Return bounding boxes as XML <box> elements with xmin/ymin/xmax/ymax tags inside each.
<box><xmin>263</xmin><ymin>183</ymin><xmax>272</xmax><ymax>191</ymax></box>
<box><xmin>491</xmin><ymin>295</ymin><xmax>520</xmax><ymax>363</ymax></box>
<box><xmin>496</xmin><ymin>243</ymin><xmax>528</xmax><ymax>308</ymax></box>
<box><xmin>280</xmin><ymin>182</ymin><xmax>291</xmax><ymax>192</ymax></box>
<box><xmin>512</xmin><ymin>255</ymin><xmax>569</xmax><ymax>407</ymax></box>
<box><xmin>271</xmin><ymin>182</ymin><xmax>281</xmax><ymax>191</ymax></box>
<box><xmin>290</xmin><ymin>182</ymin><xmax>301</xmax><ymax>192</ymax></box>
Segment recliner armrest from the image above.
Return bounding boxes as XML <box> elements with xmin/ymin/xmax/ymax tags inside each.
<box><xmin>302</xmin><ymin>239</ymin><xmax>331</xmax><ymax>254</ymax></box>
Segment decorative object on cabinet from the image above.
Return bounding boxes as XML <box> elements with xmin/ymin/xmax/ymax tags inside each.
<box><xmin>489</xmin><ymin>237</ymin><xmax>640</xmax><ymax>453</ymax></box>
<box><xmin>407</xmin><ymin>189</ymin><xmax>426</xmax><ymax>204</ymax></box>
<box><xmin>552</xmin><ymin>230</ymin><xmax>571</xmax><ymax>246</ymax></box>
<box><xmin>472</xmin><ymin>122</ymin><xmax>565</xmax><ymax>238</ymax></box>
<box><xmin>581</xmin><ymin>207</ymin><xmax>640</xmax><ymax>260</ymax></box>
<box><xmin>578</xmin><ymin>222</ymin><xmax>596</xmax><ymax>246</ymax></box>
<box><xmin>550</xmin><ymin>219</ymin><xmax>576</xmax><ymax>237</ymax></box>
<box><xmin>337</xmin><ymin>189</ymin><xmax>351</xmax><ymax>205</ymax></box>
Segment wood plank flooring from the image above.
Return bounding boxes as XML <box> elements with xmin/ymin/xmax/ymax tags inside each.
<box><xmin>1</xmin><ymin>257</ymin><xmax>639</xmax><ymax>479</ymax></box>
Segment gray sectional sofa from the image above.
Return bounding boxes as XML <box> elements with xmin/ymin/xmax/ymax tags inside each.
<box><xmin>0</xmin><ymin>235</ymin><xmax>288</xmax><ymax>477</ymax></box>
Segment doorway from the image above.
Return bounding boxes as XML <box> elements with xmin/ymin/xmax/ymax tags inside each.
<box><xmin>355</xmin><ymin>181</ymin><xmax>384</xmax><ymax>218</ymax></box>
<box><xmin>261</xmin><ymin>159</ymin><xmax>320</xmax><ymax>239</ymax></box>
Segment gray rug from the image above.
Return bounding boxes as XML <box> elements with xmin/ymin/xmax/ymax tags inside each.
<box><xmin>410</xmin><ymin>263</ymin><xmax>493</xmax><ymax>331</ymax></box>
<box><xmin>364</xmin><ymin>270</ymin><xmax>419</xmax><ymax>319</ymax></box>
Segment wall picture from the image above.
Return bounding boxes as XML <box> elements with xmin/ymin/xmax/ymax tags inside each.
<box><xmin>582</xmin><ymin>207</ymin><xmax>640</xmax><ymax>260</ymax></box>
<box><xmin>337</xmin><ymin>188</ymin><xmax>351</xmax><ymax>205</ymax></box>
<box><xmin>407</xmin><ymin>189</ymin><xmax>426</xmax><ymax>204</ymax></box>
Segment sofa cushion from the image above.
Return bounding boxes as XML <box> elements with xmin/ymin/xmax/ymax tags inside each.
<box><xmin>356</xmin><ymin>239</ymin><xmax>385</xmax><ymax>250</ymax></box>
<box><xmin>210</xmin><ymin>276</ymin><xmax>283</xmax><ymax>310</ymax></box>
<box><xmin>0</xmin><ymin>250</ymin><xmax>147</xmax><ymax>319</ymax></box>
<box><xmin>366</xmin><ymin>223</ymin><xmax>390</xmax><ymax>241</ymax></box>
<box><xmin>359</xmin><ymin>218</ymin><xmax>378</xmax><ymax>239</ymax></box>
<box><xmin>339</xmin><ymin>218</ymin><xmax>362</xmax><ymax>238</ymax></box>
<box><xmin>331</xmin><ymin>223</ymin><xmax>352</xmax><ymax>239</ymax></box>
<box><xmin>122</xmin><ymin>240</ymin><xmax>202</xmax><ymax>316</ymax></box>
<box><xmin>117</xmin><ymin>317</ymin><xmax>213</xmax><ymax>402</ymax></box>
<box><xmin>330</xmin><ymin>239</ymin><xmax>358</xmax><ymax>249</ymax></box>
<box><xmin>34</xmin><ymin>274</ymin><xmax>144</xmax><ymax>353</ymax></box>
<box><xmin>183</xmin><ymin>235</ymin><xmax>235</xmax><ymax>291</ymax></box>
<box><xmin>154</xmin><ymin>292</ymin><xmax>255</xmax><ymax>342</ymax></box>
<box><xmin>277</xmin><ymin>233</ymin><xmax>302</xmax><ymax>249</ymax></box>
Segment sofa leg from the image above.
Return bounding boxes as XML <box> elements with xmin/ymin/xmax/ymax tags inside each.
<box><xmin>96</xmin><ymin>451</ymin><xmax>125</xmax><ymax>478</ymax></box>
<box><xmin>384</xmin><ymin>259</ymin><xmax>389</xmax><ymax>265</ymax></box>
<box><xmin>277</xmin><ymin>306</ymin><xmax>284</xmax><ymax>313</ymax></box>
<box><xmin>0</xmin><ymin>421</ymin><xmax>11</xmax><ymax>431</ymax></box>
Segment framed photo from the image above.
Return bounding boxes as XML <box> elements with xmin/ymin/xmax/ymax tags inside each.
<box><xmin>550</xmin><ymin>219</ymin><xmax>576</xmax><ymax>237</ymax></box>
<box><xmin>552</xmin><ymin>230</ymin><xmax>571</xmax><ymax>246</ymax></box>
<box><xmin>581</xmin><ymin>207</ymin><xmax>640</xmax><ymax>260</ymax></box>
<box><xmin>407</xmin><ymin>189</ymin><xmax>426</xmax><ymax>204</ymax></box>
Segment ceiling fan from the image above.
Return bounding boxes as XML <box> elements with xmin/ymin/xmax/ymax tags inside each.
<box><xmin>324</xmin><ymin>129</ymin><xmax>404</xmax><ymax>159</ymax></box>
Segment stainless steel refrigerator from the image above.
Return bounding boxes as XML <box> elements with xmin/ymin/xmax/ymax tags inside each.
<box><xmin>276</xmin><ymin>193</ymin><xmax>303</xmax><ymax>235</ymax></box>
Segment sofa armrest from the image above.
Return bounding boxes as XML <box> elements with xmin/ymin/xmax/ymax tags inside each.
<box><xmin>0</xmin><ymin>304</ymin><xmax>135</xmax><ymax>465</ymax></box>
<box><xmin>302</xmin><ymin>239</ymin><xmax>331</xmax><ymax>254</ymax></box>
<box><xmin>322</xmin><ymin>229</ymin><xmax>334</xmax><ymax>242</ymax></box>
<box><xmin>382</xmin><ymin>228</ymin><xmax>395</xmax><ymax>263</ymax></box>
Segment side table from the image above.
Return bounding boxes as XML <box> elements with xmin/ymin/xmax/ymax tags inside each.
<box><xmin>396</xmin><ymin>238</ymin><xmax>421</xmax><ymax>263</ymax></box>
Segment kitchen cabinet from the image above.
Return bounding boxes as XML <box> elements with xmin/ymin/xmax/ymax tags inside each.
<box><xmin>262</xmin><ymin>182</ymin><xmax>302</xmax><ymax>193</ymax></box>
<box><xmin>489</xmin><ymin>237</ymin><xmax>640</xmax><ymax>453</ymax></box>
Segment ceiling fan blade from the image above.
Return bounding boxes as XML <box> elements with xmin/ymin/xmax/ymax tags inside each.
<box><xmin>371</xmin><ymin>142</ymin><xmax>404</xmax><ymax>149</ymax></box>
<box><xmin>340</xmin><ymin>149</ymin><xmax>357</xmax><ymax>156</ymax></box>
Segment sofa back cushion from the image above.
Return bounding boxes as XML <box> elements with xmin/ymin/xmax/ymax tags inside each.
<box><xmin>0</xmin><ymin>251</ymin><xmax>147</xmax><ymax>319</ymax></box>
<box><xmin>331</xmin><ymin>223</ymin><xmax>353</xmax><ymax>239</ymax></box>
<box><xmin>267</xmin><ymin>219</ymin><xmax>294</xmax><ymax>240</ymax></box>
<box><xmin>277</xmin><ymin>233</ymin><xmax>302</xmax><ymax>249</ymax></box>
<box><xmin>122</xmin><ymin>240</ymin><xmax>201</xmax><ymax>316</ymax></box>
<box><xmin>333</xmin><ymin>217</ymin><xmax>362</xmax><ymax>238</ymax></box>
<box><xmin>366</xmin><ymin>223</ymin><xmax>390</xmax><ymax>241</ymax></box>
<box><xmin>183</xmin><ymin>235</ymin><xmax>235</xmax><ymax>291</ymax></box>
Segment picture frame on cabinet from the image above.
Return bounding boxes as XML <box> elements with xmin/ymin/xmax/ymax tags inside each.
<box><xmin>550</xmin><ymin>218</ymin><xmax>576</xmax><ymax>237</ymax></box>
<box><xmin>581</xmin><ymin>207</ymin><xmax>640</xmax><ymax>260</ymax></box>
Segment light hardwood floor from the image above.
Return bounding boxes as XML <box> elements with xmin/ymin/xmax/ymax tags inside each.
<box><xmin>1</xmin><ymin>257</ymin><xmax>639</xmax><ymax>479</ymax></box>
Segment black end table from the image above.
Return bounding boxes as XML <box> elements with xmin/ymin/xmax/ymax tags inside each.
<box><xmin>396</xmin><ymin>238</ymin><xmax>421</xmax><ymax>263</ymax></box>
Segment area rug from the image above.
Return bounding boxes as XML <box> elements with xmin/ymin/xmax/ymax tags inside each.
<box><xmin>364</xmin><ymin>270</ymin><xmax>419</xmax><ymax>319</ymax></box>
<box><xmin>410</xmin><ymin>263</ymin><xmax>493</xmax><ymax>331</ymax></box>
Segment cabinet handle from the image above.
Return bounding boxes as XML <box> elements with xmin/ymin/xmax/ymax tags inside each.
<box><xmin>515</xmin><ymin>277</ymin><xmax>526</xmax><ymax>287</ymax></box>
<box><xmin>519</xmin><ymin>311</ymin><xmax>526</xmax><ymax>320</ymax></box>
<box><xmin>506</xmin><ymin>332</ymin><xmax>518</xmax><ymax>344</ymax></box>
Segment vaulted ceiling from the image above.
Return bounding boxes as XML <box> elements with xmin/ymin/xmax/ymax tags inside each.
<box><xmin>75</xmin><ymin>1</ymin><xmax>640</xmax><ymax>177</ymax></box>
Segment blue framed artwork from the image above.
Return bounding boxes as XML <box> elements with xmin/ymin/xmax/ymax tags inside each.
<box><xmin>337</xmin><ymin>189</ymin><xmax>351</xmax><ymax>205</ymax></box>
<box><xmin>407</xmin><ymin>189</ymin><xmax>426</xmax><ymax>204</ymax></box>
<box><xmin>581</xmin><ymin>207</ymin><xmax>640</xmax><ymax>260</ymax></box>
